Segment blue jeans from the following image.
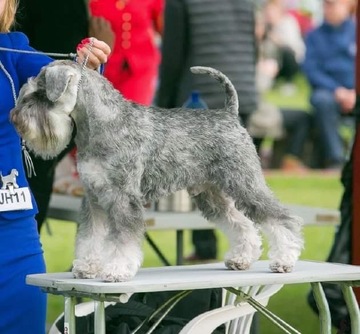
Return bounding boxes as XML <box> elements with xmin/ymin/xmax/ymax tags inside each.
<box><xmin>310</xmin><ymin>89</ymin><xmax>346</xmax><ymax>167</ymax></box>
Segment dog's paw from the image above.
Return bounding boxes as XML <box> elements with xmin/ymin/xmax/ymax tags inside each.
<box><xmin>225</xmin><ymin>259</ymin><xmax>251</xmax><ymax>270</ymax></box>
<box><xmin>100</xmin><ymin>263</ymin><xmax>138</xmax><ymax>282</ymax></box>
<box><xmin>224</xmin><ymin>243</ymin><xmax>261</xmax><ymax>271</ymax></box>
<box><xmin>269</xmin><ymin>261</ymin><xmax>294</xmax><ymax>273</ymax></box>
<box><xmin>72</xmin><ymin>259</ymin><xmax>100</xmax><ymax>279</ymax></box>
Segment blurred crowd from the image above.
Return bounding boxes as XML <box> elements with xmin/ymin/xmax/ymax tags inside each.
<box><xmin>254</xmin><ymin>0</ymin><xmax>357</xmax><ymax>173</ymax></box>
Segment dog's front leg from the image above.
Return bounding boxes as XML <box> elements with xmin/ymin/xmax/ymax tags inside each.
<box><xmin>73</xmin><ymin>195</ymin><xmax>107</xmax><ymax>279</ymax></box>
<box><xmin>96</xmin><ymin>191</ymin><xmax>145</xmax><ymax>282</ymax></box>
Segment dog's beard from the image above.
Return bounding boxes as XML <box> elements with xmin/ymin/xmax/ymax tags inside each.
<box><xmin>11</xmin><ymin>106</ymin><xmax>74</xmax><ymax>159</ymax></box>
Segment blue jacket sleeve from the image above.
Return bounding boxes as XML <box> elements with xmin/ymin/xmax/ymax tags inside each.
<box><xmin>8</xmin><ymin>32</ymin><xmax>52</xmax><ymax>88</ymax></box>
<box><xmin>302</xmin><ymin>32</ymin><xmax>339</xmax><ymax>92</ymax></box>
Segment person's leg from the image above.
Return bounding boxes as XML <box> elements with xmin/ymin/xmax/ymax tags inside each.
<box><xmin>191</xmin><ymin>230</ymin><xmax>217</xmax><ymax>260</ymax></box>
<box><xmin>27</xmin><ymin>155</ymin><xmax>57</xmax><ymax>232</ymax></box>
<box><xmin>26</xmin><ymin>139</ymin><xmax>76</xmax><ymax>233</ymax></box>
<box><xmin>0</xmin><ymin>218</ymin><xmax>47</xmax><ymax>334</ymax></box>
<box><xmin>281</xmin><ymin>109</ymin><xmax>312</xmax><ymax>159</ymax></box>
<box><xmin>277</xmin><ymin>46</ymin><xmax>299</xmax><ymax>82</ymax></box>
<box><xmin>310</xmin><ymin>89</ymin><xmax>344</xmax><ymax>168</ymax></box>
<box><xmin>4</xmin><ymin>253</ymin><xmax>47</xmax><ymax>334</ymax></box>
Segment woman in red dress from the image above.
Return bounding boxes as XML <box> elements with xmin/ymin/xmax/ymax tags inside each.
<box><xmin>89</xmin><ymin>0</ymin><xmax>164</xmax><ymax>105</ymax></box>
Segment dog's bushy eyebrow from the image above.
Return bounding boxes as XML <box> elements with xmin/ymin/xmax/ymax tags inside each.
<box><xmin>33</xmin><ymin>90</ymin><xmax>53</xmax><ymax>105</ymax></box>
<box><xmin>35</xmin><ymin>72</ymin><xmax>47</xmax><ymax>90</ymax></box>
<box><xmin>20</xmin><ymin>89</ymin><xmax>54</xmax><ymax>110</ymax></box>
<box><xmin>21</xmin><ymin>72</ymin><xmax>55</xmax><ymax>108</ymax></box>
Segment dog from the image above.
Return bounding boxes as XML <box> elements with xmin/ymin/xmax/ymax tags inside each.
<box><xmin>11</xmin><ymin>60</ymin><xmax>303</xmax><ymax>282</ymax></box>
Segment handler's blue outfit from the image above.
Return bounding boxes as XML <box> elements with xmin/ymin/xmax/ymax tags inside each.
<box><xmin>0</xmin><ymin>32</ymin><xmax>51</xmax><ymax>334</ymax></box>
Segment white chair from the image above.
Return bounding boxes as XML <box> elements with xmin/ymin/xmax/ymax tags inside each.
<box><xmin>49</xmin><ymin>285</ymin><xmax>285</xmax><ymax>334</ymax></box>
<box><xmin>180</xmin><ymin>284</ymin><xmax>284</xmax><ymax>334</ymax></box>
<box><xmin>48</xmin><ymin>301</ymin><xmax>115</xmax><ymax>334</ymax></box>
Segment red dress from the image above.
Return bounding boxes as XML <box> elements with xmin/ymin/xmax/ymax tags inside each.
<box><xmin>89</xmin><ymin>0</ymin><xmax>164</xmax><ymax>105</ymax></box>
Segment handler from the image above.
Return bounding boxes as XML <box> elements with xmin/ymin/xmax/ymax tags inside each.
<box><xmin>0</xmin><ymin>0</ymin><xmax>110</xmax><ymax>333</ymax></box>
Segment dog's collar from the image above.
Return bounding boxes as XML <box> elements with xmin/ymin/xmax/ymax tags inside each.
<box><xmin>76</xmin><ymin>38</ymin><xmax>95</xmax><ymax>94</ymax></box>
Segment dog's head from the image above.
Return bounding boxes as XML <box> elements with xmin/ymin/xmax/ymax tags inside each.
<box><xmin>10</xmin><ymin>60</ymin><xmax>82</xmax><ymax>159</ymax></box>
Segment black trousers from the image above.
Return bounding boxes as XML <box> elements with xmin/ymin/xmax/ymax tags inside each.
<box><xmin>281</xmin><ymin>108</ymin><xmax>312</xmax><ymax>159</ymax></box>
<box><xmin>25</xmin><ymin>139</ymin><xmax>75</xmax><ymax>233</ymax></box>
<box><xmin>277</xmin><ymin>46</ymin><xmax>300</xmax><ymax>82</ymax></box>
<box><xmin>192</xmin><ymin>230</ymin><xmax>217</xmax><ymax>259</ymax></box>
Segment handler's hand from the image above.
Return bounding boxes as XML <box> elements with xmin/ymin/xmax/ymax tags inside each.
<box><xmin>76</xmin><ymin>37</ymin><xmax>111</xmax><ymax>69</ymax></box>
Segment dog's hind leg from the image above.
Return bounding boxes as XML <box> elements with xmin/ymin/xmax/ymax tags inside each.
<box><xmin>224</xmin><ymin>177</ymin><xmax>303</xmax><ymax>273</ymax></box>
<box><xmin>261</xmin><ymin>213</ymin><xmax>303</xmax><ymax>273</ymax></box>
<box><xmin>72</xmin><ymin>194</ymin><xmax>108</xmax><ymax>279</ymax></box>
<box><xmin>190</xmin><ymin>185</ymin><xmax>262</xmax><ymax>271</ymax></box>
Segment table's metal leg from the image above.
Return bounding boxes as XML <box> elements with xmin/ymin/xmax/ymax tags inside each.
<box><xmin>311</xmin><ymin>282</ymin><xmax>331</xmax><ymax>334</ymax></box>
<box><xmin>144</xmin><ymin>232</ymin><xmax>172</xmax><ymax>266</ymax></box>
<box><xmin>250</xmin><ymin>313</ymin><xmax>260</xmax><ymax>334</ymax></box>
<box><xmin>64</xmin><ymin>296</ymin><xmax>76</xmax><ymax>334</ymax></box>
<box><xmin>340</xmin><ymin>284</ymin><xmax>360</xmax><ymax>334</ymax></box>
<box><xmin>94</xmin><ymin>300</ymin><xmax>106</xmax><ymax>334</ymax></box>
<box><xmin>176</xmin><ymin>230</ymin><xmax>184</xmax><ymax>265</ymax></box>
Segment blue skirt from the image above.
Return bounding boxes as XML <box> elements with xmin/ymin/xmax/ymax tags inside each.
<box><xmin>0</xmin><ymin>215</ymin><xmax>46</xmax><ymax>334</ymax></box>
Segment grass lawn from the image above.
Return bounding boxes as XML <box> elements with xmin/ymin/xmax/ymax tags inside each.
<box><xmin>41</xmin><ymin>171</ymin><xmax>344</xmax><ymax>333</ymax></box>
<box><xmin>264</xmin><ymin>74</ymin><xmax>311</xmax><ymax>111</ymax></box>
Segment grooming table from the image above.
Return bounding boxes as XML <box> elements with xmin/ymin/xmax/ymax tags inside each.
<box><xmin>28</xmin><ymin>260</ymin><xmax>360</xmax><ymax>334</ymax></box>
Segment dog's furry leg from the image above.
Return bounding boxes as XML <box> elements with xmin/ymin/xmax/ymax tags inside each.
<box><xmin>261</xmin><ymin>216</ymin><xmax>303</xmax><ymax>273</ymax></box>
<box><xmin>225</xmin><ymin>178</ymin><xmax>303</xmax><ymax>273</ymax></box>
<box><xmin>72</xmin><ymin>195</ymin><xmax>107</xmax><ymax>279</ymax></box>
<box><xmin>95</xmin><ymin>191</ymin><xmax>145</xmax><ymax>282</ymax></box>
<box><xmin>191</xmin><ymin>185</ymin><xmax>262</xmax><ymax>270</ymax></box>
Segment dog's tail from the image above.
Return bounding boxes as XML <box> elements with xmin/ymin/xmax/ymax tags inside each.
<box><xmin>190</xmin><ymin>66</ymin><xmax>239</xmax><ymax>114</ymax></box>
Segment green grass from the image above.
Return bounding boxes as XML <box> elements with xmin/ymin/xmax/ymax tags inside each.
<box><xmin>264</xmin><ymin>75</ymin><xmax>311</xmax><ymax>111</ymax></box>
<box><xmin>41</xmin><ymin>172</ymin><xmax>343</xmax><ymax>333</ymax></box>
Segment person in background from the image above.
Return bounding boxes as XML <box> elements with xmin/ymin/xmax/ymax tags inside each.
<box><xmin>261</xmin><ymin>0</ymin><xmax>305</xmax><ymax>95</ymax></box>
<box><xmin>302</xmin><ymin>0</ymin><xmax>356</xmax><ymax>170</ymax></box>
<box><xmin>253</xmin><ymin>7</ymin><xmax>311</xmax><ymax>173</ymax></box>
<box><xmin>0</xmin><ymin>0</ymin><xmax>110</xmax><ymax>332</ymax></box>
<box><xmin>287</xmin><ymin>6</ymin><xmax>314</xmax><ymax>37</ymax></box>
<box><xmin>155</xmin><ymin>0</ymin><xmax>258</xmax><ymax>262</ymax></box>
<box><xmin>89</xmin><ymin>0</ymin><xmax>164</xmax><ymax>105</ymax></box>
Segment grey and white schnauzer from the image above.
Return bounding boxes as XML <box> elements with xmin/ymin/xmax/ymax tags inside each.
<box><xmin>11</xmin><ymin>60</ymin><xmax>303</xmax><ymax>282</ymax></box>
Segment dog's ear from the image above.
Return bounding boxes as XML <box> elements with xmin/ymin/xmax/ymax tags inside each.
<box><xmin>45</xmin><ymin>66</ymin><xmax>77</xmax><ymax>102</ymax></box>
